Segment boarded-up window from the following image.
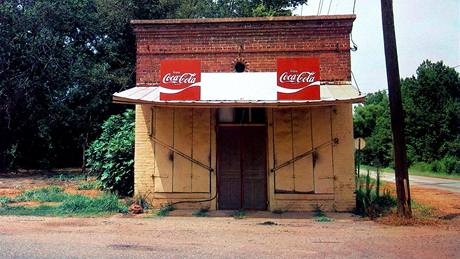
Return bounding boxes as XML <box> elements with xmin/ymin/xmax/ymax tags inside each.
<box><xmin>153</xmin><ymin>108</ymin><xmax>211</xmax><ymax>193</ymax></box>
<box><xmin>272</xmin><ymin>107</ymin><xmax>333</xmax><ymax>194</ymax></box>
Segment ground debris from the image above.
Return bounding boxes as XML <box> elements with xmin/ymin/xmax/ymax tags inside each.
<box><xmin>128</xmin><ymin>204</ymin><xmax>144</xmax><ymax>214</ymax></box>
<box><xmin>258</xmin><ymin>221</ymin><xmax>277</xmax><ymax>226</ymax></box>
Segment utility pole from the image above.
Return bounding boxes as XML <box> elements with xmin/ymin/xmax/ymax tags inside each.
<box><xmin>380</xmin><ymin>0</ymin><xmax>412</xmax><ymax>218</ymax></box>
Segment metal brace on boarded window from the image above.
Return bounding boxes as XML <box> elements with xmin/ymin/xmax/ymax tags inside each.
<box><xmin>150</xmin><ymin>135</ymin><xmax>215</xmax><ymax>174</ymax></box>
<box><xmin>270</xmin><ymin>138</ymin><xmax>339</xmax><ymax>173</ymax></box>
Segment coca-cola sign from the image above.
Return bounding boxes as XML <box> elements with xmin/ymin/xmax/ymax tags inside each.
<box><xmin>160</xmin><ymin>59</ymin><xmax>201</xmax><ymax>100</ymax></box>
<box><xmin>277</xmin><ymin>58</ymin><xmax>320</xmax><ymax>100</ymax></box>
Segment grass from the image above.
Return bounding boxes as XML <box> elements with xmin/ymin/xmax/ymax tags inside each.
<box><xmin>49</xmin><ymin>173</ymin><xmax>88</xmax><ymax>182</ymax></box>
<box><xmin>412</xmin><ymin>201</ymin><xmax>435</xmax><ymax>218</ymax></box>
<box><xmin>192</xmin><ymin>208</ymin><xmax>209</xmax><ymax>217</ymax></box>
<box><xmin>362</xmin><ymin>165</ymin><xmax>460</xmax><ymax>179</ymax></box>
<box><xmin>155</xmin><ymin>204</ymin><xmax>175</xmax><ymax>217</ymax></box>
<box><xmin>0</xmin><ymin>187</ymin><xmax>127</xmax><ymax>217</ymax></box>
<box><xmin>355</xmin><ymin>173</ymin><xmax>397</xmax><ymax>218</ymax></box>
<box><xmin>313</xmin><ymin>205</ymin><xmax>334</xmax><ymax>222</ymax></box>
<box><xmin>15</xmin><ymin>186</ymin><xmax>69</xmax><ymax>202</ymax></box>
<box><xmin>0</xmin><ymin>196</ymin><xmax>12</xmax><ymax>206</ymax></box>
<box><xmin>77</xmin><ymin>180</ymin><xmax>101</xmax><ymax>190</ymax></box>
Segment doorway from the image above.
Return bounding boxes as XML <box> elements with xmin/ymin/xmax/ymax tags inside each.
<box><xmin>217</xmin><ymin>108</ymin><xmax>267</xmax><ymax>210</ymax></box>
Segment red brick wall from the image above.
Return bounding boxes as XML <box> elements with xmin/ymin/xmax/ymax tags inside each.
<box><xmin>133</xmin><ymin>16</ymin><xmax>355</xmax><ymax>86</ymax></box>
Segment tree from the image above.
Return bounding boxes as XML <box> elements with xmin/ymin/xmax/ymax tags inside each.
<box><xmin>402</xmin><ymin>60</ymin><xmax>460</xmax><ymax>163</ymax></box>
<box><xmin>354</xmin><ymin>91</ymin><xmax>393</xmax><ymax>167</ymax></box>
<box><xmin>354</xmin><ymin>61</ymin><xmax>460</xmax><ymax>174</ymax></box>
<box><xmin>0</xmin><ymin>0</ymin><xmax>308</xmax><ymax>170</ymax></box>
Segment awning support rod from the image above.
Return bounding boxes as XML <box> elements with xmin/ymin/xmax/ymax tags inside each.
<box><xmin>150</xmin><ymin>136</ymin><xmax>215</xmax><ymax>173</ymax></box>
<box><xmin>271</xmin><ymin>138</ymin><xmax>339</xmax><ymax>173</ymax></box>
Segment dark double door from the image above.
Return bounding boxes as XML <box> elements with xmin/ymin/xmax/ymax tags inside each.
<box><xmin>217</xmin><ymin>126</ymin><xmax>267</xmax><ymax>210</ymax></box>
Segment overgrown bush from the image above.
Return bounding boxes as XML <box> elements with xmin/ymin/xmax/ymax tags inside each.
<box><xmin>85</xmin><ymin>109</ymin><xmax>134</xmax><ymax>196</ymax></box>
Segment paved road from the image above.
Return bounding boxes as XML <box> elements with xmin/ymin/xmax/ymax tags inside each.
<box><xmin>363</xmin><ymin>170</ymin><xmax>460</xmax><ymax>193</ymax></box>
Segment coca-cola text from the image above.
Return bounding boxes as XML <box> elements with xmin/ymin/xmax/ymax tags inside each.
<box><xmin>162</xmin><ymin>73</ymin><xmax>197</xmax><ymax>85</ymax></box>
<box><xmin>279</xmin><ymin>71</ymin><xmax>316</xmax><ymax>84</ymax></box>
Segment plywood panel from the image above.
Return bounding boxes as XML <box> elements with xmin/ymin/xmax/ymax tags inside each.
<box><xmin>273</xmin><ymin>109</ymin><xmax>294</xmax><ymax>192</ymax></box>
<box><xmin>173</xmin><ymin>108</ymin><xmax>193</xmax><ymax>192</ymax></box>
<box><xmin>292</xmin><ymin>109</ymin><xmax>314</xmax><ymax>192</ymax></box>
<box><xmin>311</xmin><ymin>107</ymin><xmax>334</xmax><ymax>194</ymax></box>
<box><xmin>154</xmin><ymin>107</ymin><xmax>174</xmax><ymax>192</ymax></box>
<box><xmin>192</xmin><ymin>109</ymin><xmax>211</xmax><ymax>193</ymax></box>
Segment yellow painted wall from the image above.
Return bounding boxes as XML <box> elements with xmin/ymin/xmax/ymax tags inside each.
<box><xmin>134</xmin><ymin>105</ymin><xmax>215</xmax><ymax>209</ymax></box>
<box><xmin>134</xmin><ymin>105</ymin><xmax>355</xmax><ymax>211</ymax></box>
<box><xmin>267</xmin><ymin>105</ymin><xmax>355</xmax><ymax>212</ymax></box>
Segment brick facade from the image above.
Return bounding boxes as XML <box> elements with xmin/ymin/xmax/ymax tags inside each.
<box><xmin>131</xmin><ymin>16</ymin><xmax>357</xmax><ymax>212</ymax></box>
<box><xmin>133</xmin><ymin>15</ymin><xmax>354</xmax><ymax>85</ymax></box>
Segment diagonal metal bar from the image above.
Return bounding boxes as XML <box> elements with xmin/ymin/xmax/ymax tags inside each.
<box><xmin>150</xmin><ymin>136</ymin><xmax>214</xmax><ymax>173</ymax></box>
<box><xmin>271</xmin><ymin>138</ymin><xmax>338</xmax><ymax>173</ymax></box>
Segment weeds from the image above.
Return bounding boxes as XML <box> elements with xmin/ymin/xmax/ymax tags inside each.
<box><xmin>15</xmin><ymin>186</ymin><xmax>68</xmax><ymax>202</ymax></box>
<box><xmin>0</xmin><ymin>196</ymin><xmax>12</xmax><ymax>206</ymax></box>
<box><xmin>232</xmin><ymin>209</ymin><xmax>246</xmax><ymax>219</ymax></box>
<box><xmin>77</xmin><ymin>180</ymin><xmax>101</xmax><ymax>190</ymax></box>
<box><xmin>192</xmin><ymin>208</ymin><xmax>209</xmax><ymax>217</ymax></box>
<box><xmin>50</xmin><ymin>174</ymin><xmax>87</xmax><ymax>182</ymax></box>
<box><xmin>355</xmin><ymin>169</ymin><xmax>396</xmax><ymax>218</ymax></box>
<box><xmin>132</xmin><ymin>194</ymin><xmax>151</xmax><ymax>210</ymax></box>
<box><xmin>412</xmin><ymin>201</ymin><xmax>435</xmax><ymax>218</ymax></box>
<box><xmin>156</xmin><ymin>204</ymin><xmax>175</xmax><ymax>217</ymax></box>
<box><xmin>313</xmin><ymin>205</ymin><xmax>334</xmax><ymax>222</ymax></box>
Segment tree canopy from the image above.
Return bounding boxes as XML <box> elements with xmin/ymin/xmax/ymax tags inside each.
<box><xmin>0</xmin><ymin>0</ymin><xmax>307</xmax><ymax>169</ymax></box>
<box><xmin>354</xmin><ymin>61</ymin><xmax>460</xmax><ymax>174</ymax></box>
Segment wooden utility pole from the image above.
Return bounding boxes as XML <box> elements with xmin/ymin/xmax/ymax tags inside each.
<box><xmin>380</xmin><ymin>0</ymin><xmax>412</xmax><ymax>217</ymax></box>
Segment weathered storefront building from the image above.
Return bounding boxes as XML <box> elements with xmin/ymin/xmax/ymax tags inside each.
<box><xmin>113</xmin><ymin>15</ymin><xmax>363</xmax><ymax>211</ymax></box>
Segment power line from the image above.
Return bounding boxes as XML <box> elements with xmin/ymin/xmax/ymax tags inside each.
<box><xmin>327</xmin><ymin>0</ymin><xmax>333</xmax><ymax>15</ymax></box>
<box><xmin>351</xmin><ymin>71</ymin><xmax>361</xmax><ymax>95</ymax></box>
<box><xmin>350</xmin><ymin>0</ymin><xmax>358</xmax><ymax>51</ymax></box>
<box><xmin>317</xmin><ymin>0</ymin><xmax>324</xmax><ymax>15</ymax></box>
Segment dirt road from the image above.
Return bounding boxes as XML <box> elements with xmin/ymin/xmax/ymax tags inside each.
<box><xmin>0</xmin><ymin>215</ymin><xmax>459</xmax><ymax>258</ymax></box>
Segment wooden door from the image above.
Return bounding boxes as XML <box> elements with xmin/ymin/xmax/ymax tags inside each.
<box><xmin>217</xmin><ymin>126</ymin><xmax>267</xmax><ymax>210</ymax></box>
<box><xmin>217</xmin><ymin>127</ymin><xmax>241</xmax><ymax>210</ymax></box>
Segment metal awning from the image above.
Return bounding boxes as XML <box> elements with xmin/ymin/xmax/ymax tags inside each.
<box><xmin>113</xmin><ymin>73</ymin><xmax>364</xmax><ymax>107</ymax></box>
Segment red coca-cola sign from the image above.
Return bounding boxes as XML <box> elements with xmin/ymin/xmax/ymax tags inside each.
<box><xmin>277</xmin><ymin>57</ymin><xmax>320</xmax><ymax>100</ymax></box>
<box><xmin>160</xmin><ymin>59</ymin><xmax>201</xmax><ymax>100</ymax></box>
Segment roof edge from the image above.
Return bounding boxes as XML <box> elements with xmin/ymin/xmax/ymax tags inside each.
<box><xmin>131</xmin><ymin>15</ymin><xmax>356</xmax><ymax>25</ymax></box>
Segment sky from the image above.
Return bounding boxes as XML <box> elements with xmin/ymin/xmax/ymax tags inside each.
<box><xmin>294</xmin><ymin>0</ymin><xmax>460</xmax><ymax>94</ymax></box>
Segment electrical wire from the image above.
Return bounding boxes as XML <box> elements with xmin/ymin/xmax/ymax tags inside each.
<box><xmin>317</xmin><ymin>0</ymin><xmax>324</xmax><ymax>15</ymax></box>
<box><xmin>327</xmin><ymin>0</ymin><xmax>333</xmax><ymax>15</ymax></box>
<box><xmin>350</xmin><ymin>0</ymin><xmax>358</xmax><ymax>51</ymax></box>
<box><xmin>351</xmin><ymin>71</ymin><xmax>362</xmax><ymax>95</ymax></box>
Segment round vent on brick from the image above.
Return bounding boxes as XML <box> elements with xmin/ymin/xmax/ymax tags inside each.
<box><xmin>232</xmin><ymin>59</ymin><xmax>248</xmax><ymax>73</ymax></box>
